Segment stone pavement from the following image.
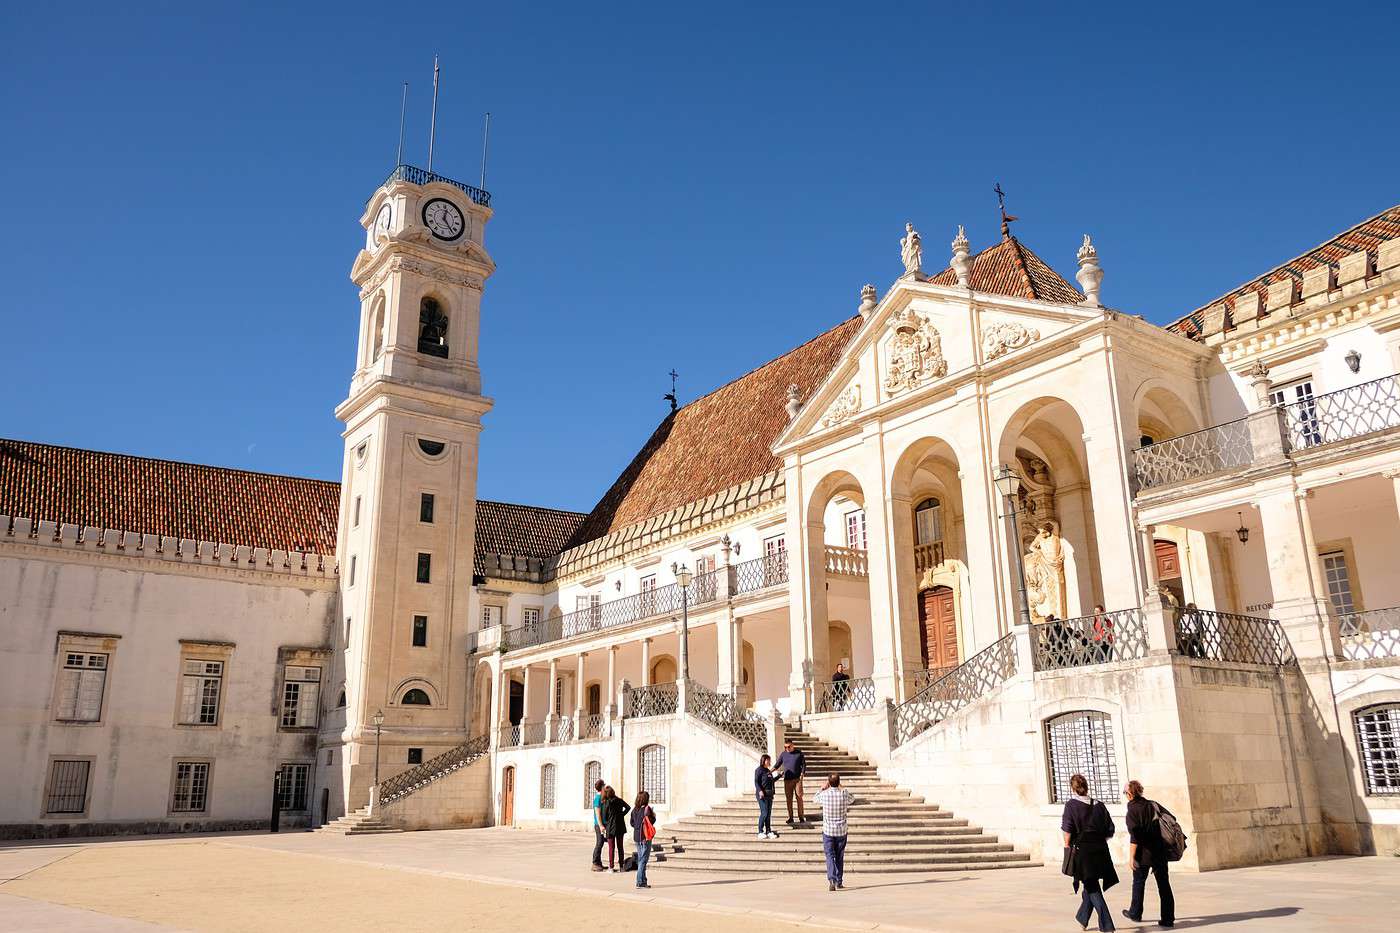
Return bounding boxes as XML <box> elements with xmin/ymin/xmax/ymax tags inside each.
<box><xmin>2</xmin><ymin>827</ymin><xmax>1398</xmax><ymax>931</ymax></box>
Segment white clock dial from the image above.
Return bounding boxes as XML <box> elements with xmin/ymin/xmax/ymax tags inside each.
<box><xmin>422</xmin><ymin>198</ymin><xmax>465</xmax><ymax>241</ymax></box>
<box><xmin>373</xmin><ymin>203</ymin><xmax>393</xmax><ymax>243</ymax></box>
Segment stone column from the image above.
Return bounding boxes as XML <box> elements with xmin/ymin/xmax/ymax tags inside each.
<box><xmin>545</xmin><ymin>657</ymin><xmax>559</xmax><ymax>742</ymax></box>
<box><xmin>1138</xmin><ymin>523</ymin><xmax>1177</xmax><ymax>656</ymax></box>
<box><xmin>489</xmin><ymin>659</ymin><xmax>506</xmax><ymax>749</ymax></box>
<box><xmin>605</xmin><ymin>645</ymin><xmax>618</xmax><ymax>734</ymax></box>
<box><xmin>573</xmin><ymin>651</ymin><xmax>586</xmax><ymax>736</ymax></box>
<box><xmin>521</xmin><ymin>664</ymin><xmax>535</xmax><ymax>729</ymax></box>
<box><xmin>1386</xmin><ymin>468</ymin><xmax>1400</xmax><ymax>525</ymax></box>
<box><xmin>640</xmin><ymin>637</ymin><xmax>653</xmax><ymax>686</ymax></box>
<box><xmin>879</xmin><ymin>489</ymin><xmax>923</xmax><ymax>703</ymax></box>
<box><xmin>734</xmin><ymin>615</ymin><xmax>751</xmax><ymax>708</ymax></box>
<box><xmin>716</xmin><ymin>609</ymin><xmax>737</xmax><ymax>696</ymax></box>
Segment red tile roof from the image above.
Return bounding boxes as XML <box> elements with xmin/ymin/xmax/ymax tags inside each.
<box><xmin>1166</xmin><ymin>204</ymin><xmax>1400</xmax><ymax>339</ymax></box>
<box><xmin>475</xmin><ymin>500</ymin><xmax>585</xmax><ymax>561</ymax></box>
<box><xmin>928</xmin><ymin>235</ymin><xmax>1084</xmax><ymax>304</ymax></box>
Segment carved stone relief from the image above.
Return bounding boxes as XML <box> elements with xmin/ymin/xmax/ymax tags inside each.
<box><xmin>820</xmin><ymin>383</ymin><xmax>861</xmax><ymax>428</ymax></box>
<box><xmin>881</xmin><ymin>308</ymin><xmax>947</xmax><ymax>397</ymax></box>
<box><xmin>982</xmin><ymin>320</ymin><xmax>1041</xmax><ymax>361</ymax></box>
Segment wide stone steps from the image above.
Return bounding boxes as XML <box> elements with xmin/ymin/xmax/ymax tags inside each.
<box><xmin>660</xmin><ymin>727</ymin><xmax>1034</xmax><ymax>874</ymax></box>
<box><xmin>315</xmin><ymin>806</ymin><xmax>404</xmax><ymax>835</ymax></box>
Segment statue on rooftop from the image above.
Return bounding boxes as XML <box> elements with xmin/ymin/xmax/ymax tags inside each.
<box><xmin>900</xmin><ymin>222</ymin><xmax>923</xmax><ymax>277</ymax></box>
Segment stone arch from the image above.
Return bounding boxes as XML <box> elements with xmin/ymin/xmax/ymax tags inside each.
<box><xmin>802</xmin><ymin>468</ymin><xmax>874</xmax><ymax>705</ymax></box>
<box><xmin>472</xmin><ymin>660</ymin><xmax>494</xmax><ymax>735</ymax></box>
<box><xmin>391</xmin><ymin>677</ymin><xmax>441</xmax><ymax>707</ymax></box>
<box><xmin>368</xmin><ymin>292</ymin><xmax>387</xmax><ymax>362</ymax></box>
<box><xmin>650</xmin><ymin>654</ymin><xmax>677</xmax><ymax>685</ymax></box>
<box><xmin>1134</xmin><ymin>382</ymin><xmax>1200</xmax><ymax>447</ymax></box>
<box><xmin>417</xmin><ymin>293</ymin><xmax>450</xmax><ymax>358</ymax></box>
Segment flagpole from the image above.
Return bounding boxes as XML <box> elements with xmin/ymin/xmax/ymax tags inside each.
<box><xmin>427</xmin><ymin>56</ymin><xmax>440</xmax><ymax>171</ymax></box>
<box><xmin>395</xmin><ymin>82</ymin><xmax>408</xmax><ymax>167</ymax></box>
<box><xmin>479</xmin><ymin>112</ymin><xmax>491</xmax><ymax>190</ymax></box>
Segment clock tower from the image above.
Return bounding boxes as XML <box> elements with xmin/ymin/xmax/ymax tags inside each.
<box><xmin>327</xmin><ymin>165</ymin><xmax>495</xmax><ymax>815</ymax></box>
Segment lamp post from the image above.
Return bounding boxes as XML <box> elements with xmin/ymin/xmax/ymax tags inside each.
<box><xmin>369</xmin><ymin>708</ymin><xmax>385</xmax><ymax>814</ymax></box>
<box><xmin>992</xmin><ymin>464</ymin><xmax>1032</xmax><ymax>627</ymax></box>
<box><xmin>673</xmin><ymin>562</ymin><xmax>693</xmax><ymax>686</ymax></box>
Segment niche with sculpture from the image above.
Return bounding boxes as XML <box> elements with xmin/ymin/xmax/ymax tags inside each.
<box><xmin>1015</xmin><ymin>452</ymin><xmax>1069</xmax><ymax>623</ymax></box>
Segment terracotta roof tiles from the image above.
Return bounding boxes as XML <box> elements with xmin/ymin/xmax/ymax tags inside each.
<box><xmin>928</xmin><ymin>235</ymin><xmax>1083</xmax><ymax>304</ymax></box>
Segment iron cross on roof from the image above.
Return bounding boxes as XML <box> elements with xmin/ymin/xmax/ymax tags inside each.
<box><xmin>995</xmin><ymin>182</ymin><xmax>1020</xmax><ymax>239</ymax></box>
<box><xmin>665</xmin><ymin>369</ymin><xmax>679</xmax><ymax>412</ymax></box>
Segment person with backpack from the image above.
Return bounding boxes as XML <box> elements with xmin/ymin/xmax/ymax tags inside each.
<box><xmin>1123</xmin><ymin>779</ymin><xmax>1177</xmax><ymax>928</ymax></box>
<box><xmin>1061</xmin><ymin>773</ymin><xmax>1119</xmax><ymax>931</ymax></box>
<box><xmin>600</xmin><ymin>785</ymin><xmax>631</xmax><ymax>872</ymax></box>
<box><xmin>630</xmin><ymin>790</ymin><xmax>657</xmax><ymax>888</ymax></box>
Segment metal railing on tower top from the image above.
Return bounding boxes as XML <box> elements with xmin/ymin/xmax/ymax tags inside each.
<box><xmin>380</xmin><ymin>163</ymin><xmax>492</xmax><ymax>207</ymax></box>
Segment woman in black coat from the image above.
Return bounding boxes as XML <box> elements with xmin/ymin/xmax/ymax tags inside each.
<box><xmin>1061</xmin><ymin>773</ymin><xmax>1119</xmax><ymax>932</ymax></box>
<box><xmin>600</xmin><ymin>785</ymin><xmax>631</xmax><ymax>872</ymax></box>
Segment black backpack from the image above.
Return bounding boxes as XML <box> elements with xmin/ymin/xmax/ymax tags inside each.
<box><xmin>1152</xmin><ymin>801</ymin><xmax>1188</xmax><ymax>861</ymax></box>
<box><xmin>621</xmin><ymin>853</ymin><xmax>638</xmax><ymax>872</ymax></box>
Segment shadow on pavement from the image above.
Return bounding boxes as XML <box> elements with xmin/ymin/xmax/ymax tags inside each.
<box><xmin>1160</xmin><ymin>906</ymin><xmax>1301</xmax><ymax>928</ymax></box>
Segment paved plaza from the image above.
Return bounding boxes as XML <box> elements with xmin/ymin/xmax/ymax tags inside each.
<box><xmin>2</xmin><ymin>827</ymin><xmax>1398</xmax><ymax>931</ymax></box>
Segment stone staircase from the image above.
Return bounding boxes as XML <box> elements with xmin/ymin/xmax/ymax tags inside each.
<box><xmin>316</xmin><ymin>806</ymin><xmax>403</xmax><ymax>835</ymax></box>
<box><xmin>658</xmin><ymin>726</ymin><xmax>1034</xmax><ymax>874</ymax></box>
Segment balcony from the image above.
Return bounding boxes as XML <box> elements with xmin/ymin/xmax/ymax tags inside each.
<box><xmin>1134</xmin><ymin>373</ymin><xmax>1400</xmax><ymax>492</ymax></box>
<box><xmin>914</xmin><ymin>541</ymin><xmax>945</xmax><ymax>575</ymax></box>
<box><xmin>824</xmin><ymin>545</ymin><xmax>868</xmax><ymax>577</ymax></box>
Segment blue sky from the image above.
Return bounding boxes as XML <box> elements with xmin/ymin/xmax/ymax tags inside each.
<box><xmin>4</xmin><ymin>1</ymin><xmax>1397</xmax><ymax>512</ymax></box>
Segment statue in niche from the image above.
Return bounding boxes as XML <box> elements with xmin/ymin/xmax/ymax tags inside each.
<box><xmin>1023</xmin><ymin>522</ymin><xmax>1067</xmax><ymax>623</ymax></box>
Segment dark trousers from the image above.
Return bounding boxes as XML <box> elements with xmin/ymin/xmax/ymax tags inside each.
<box><xmin>607</xmin><ymin>835</ymin><xmax>626</xmax><ymax>868</ymax></box>
<box><xmin>757</xmin><ymin>795</ymin><xmax>774</xmax><ymax>834</ymax></box>
<box><xmin>1128</xmin><ymin>857</ymin><xmax>1174</xmax><ymax>924</ymax></box>
<box><xmin>592</xmin><ymin>826</ymin><xmax>605</xmax><ymax>866</ymax></box>
<box><xmin>1075</xmin><ymin>877</ymin><xmax>1114</xmax><ymax>932</ymax></box>
<box><xmin>822</xmin><ymin>833</ymin><xmax>847</xmax><ymax>884</ymax></box>
<box><xmin>783</xmin><ymin>777</ymin><xmax>805</xmax><ymax>821</ymax></box>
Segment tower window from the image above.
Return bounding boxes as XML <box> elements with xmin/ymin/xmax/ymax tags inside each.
<box><xmin>408</xmin><ymin>748</ymin><xmax>424</xmax><ymax>765</ymax></box>
<box><xmin>416</xmin><ymin>553</ymin><xmax>431</xmax><ymax>583</ymax></box>
<box><xmin>412</xmin><ymin>615</ymin><xmax>428</xmax><ymax>647</ymax></box>
<box><xmin>418</xmin><ymin>439</ymin><xmax>446</xmax><ymax>457</ymax></box>
<box><xmin>418</xmin><ymin>298</ymin><xmax>449</xmax><ymax>358</ymax></box>
<box><xmin>353</xmin><ymin>496</ymin><xmax>362</xmax><ymax>527</ymax></box>
<box><xmin>420</xmin><ymin>493</ymin><xmax>435</xmax><ymax>523</ymax></box>
<box><xmin>401</xmin><ymin>688</ymin><xmax>431</xmax><ymax>706</ymax></box>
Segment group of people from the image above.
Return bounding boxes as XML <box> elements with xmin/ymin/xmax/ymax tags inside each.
<box><xmin>754</xmin><ymin>738</ymin><xmax>855</xmax><ymax>891</ymax></box>
<box><xmin>1062</xmin><ymin>774</ymin><xmax>1178</xmax><ymax>931</ymax></box>
<box><xmin>589</xmin><ymin>779</ymin><xmax>657</xmax><ymax>888</ymax></box>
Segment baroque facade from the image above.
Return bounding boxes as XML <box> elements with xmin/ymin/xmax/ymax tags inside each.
<box><xmin>3</xmin><ymin>165</ymin><xmax>1399</xmax><ymax>870</ymax></box>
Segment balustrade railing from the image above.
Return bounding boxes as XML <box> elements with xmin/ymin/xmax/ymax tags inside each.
<box><xmin>382</xmin><ymin>163</ymin><xmax>492</xmax><ymax>207</ymax></box>
<box><xmin>1133</xmin><ymin>417</ymin><xmax>1256</xmax><ymax>489</ymax></box>
<box><xmin>1033</xmin><ymin>608</ymin><xmax>1150</xmax><ymax>671</ymax></box>
<box><xmin>624</xmin><ymin>681</ymin><xmax>680</xmax><ymax>718</ymax></box>
<box><xmin>813</xmin><ymin>676</ymin><xmax>878</xmax><ymax>713</ymax></box>
<box><xmin>1339</xmin><ymin>607</ymin><xmax>1400</xmax><ymax>661</ymax></box>
<box><xmin>1175</xmin><ymin>609</ymin><xmax>1294</xmax><ymax>666</ymax></box>
<box><xmin>914</xmin><ymin>541</ymin><xmax>946</xmax><ymax>575</ymax></box>
<box><xmin>685</xmin><ymin>680</ymin><xmax>768</xmax><ymax>750</ymax></box>
<box><xmin>824</xmin><ymin>545</ymin><xmax>868</xmax><ymax>577</ymax></box>
<box><xmin>733</xmin><ymin>552</ymin><xmax>788</xmax><ymax>594</ymax></box>
<box><xmin>578</xmin><ymin>713</ymin><xmax>607</xmax><ymax>740</ymax></box>
<box><xmin>552</xmin><ymin>716</ymin><xmax>575</xmax><ymax>743</ymax></box>
<box><xmin>893</xmin><ymin>633</ymin><xmax>1019</xmax><ymax>747</ymax></box>
<box><xmin>497</xmin><ymin>723</ymin><xmax>523</xmax><ymax>749</ymax></box>
<box><xmin>521</xmin><ymin>721</ymin><xmax>547</xmax><ymax>746</ymax></box>
<box><xmin>379</xmin><ymin>734</ymin><xmax>490</xmax><ymax>806</ymax></box>
<box><xmin>1285</xmin><ymin>375</ymin><xmax>1400</xmax><ymax>450</ymax></box>
<box><xmin>909</xmin><ymin>664</ymin><xmax>958</xmax><ymax>695</ymax></box>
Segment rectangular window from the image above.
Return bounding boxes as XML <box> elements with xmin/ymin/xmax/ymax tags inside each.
<box><xmin>45</xmin><ymin>759</ymin><xmax>91</xmax><ymax>814</ymax></box>
<box><xmin>353</xmin><ymin>496</ymin><xmax>361</xmax><ymax>527</ymax></box>
<box><xmin>412</xmin><ymin>615</ymin><xmax>428</xmax><ymax>647</ymax></box>
<box><xmin>1270</xmin><ymin>378</ymin><xmax>1320</xmax><ymax>448</ymax></box>
<box><xmin>56</xmin><ymin>652</ymin><xmax>108</xmax><ymax>722</ymax></box>
<box><xmin>276</xmin><ymin>763</ymin><xmax>310</xmax><ymax>810</ymax></box>
<box><xmin>179</xmin><ymin>660</ymin><xmax>224</xmax><ymax>725</ymax></box>
<box><xmin>481</xmin><ymin>605</ymin><xmax>502</xmax><ymax>627</ymax></box>
<box><xmin>349</xmin><ymin>555</ymin><xmax>357</xmax><ymax>586</ymax></box>
<box><xmin>408</xmin><ymin>748</ymin><xmax>423</xmax><ymax>765</ymax></box>
<box><xmin>172</xmin><ymin>761</ymin><xmax>211</xmax><ymax>812</ymax></box>
<box><xmin>420</xmin><ymin>493</ymin><xmax>435</xmax><ymax>524</ymax></box>
<box><xmin>1321</xmin><ymin>550</ymin><xmax>1357</xmax><ymax>616</ymax></box>
<box><xmin>694</xmin><ymin>556</ymin><xmax>713</xmax><ymax>575</ymax></box>
<box><xmin>640</xmin><ymin>574</ymin><xmax>658</xmax><ymax>615</ymax></box>
<box><xmin>416</xmin><ymin>553</ymin><xmax>431</xmax><ymax>583</ymax></box>
<box><xmin>522</xmin><ymin>607</ymin><xmax>540</xmax><ymax>630</ymax></box>
<box><xmin>764</xmin><ymin>534</ymin><xmax>786</xmax><ymax>557</ymax></box>
<box><xmin>845</xmin><ymin>509</ymin><xmax>867</xmax><ymax>550</ymax></box>
<box><xmin>280</xmin><ymin>666</ymin><xmax>321</xmax><ymax>728</ymax></box>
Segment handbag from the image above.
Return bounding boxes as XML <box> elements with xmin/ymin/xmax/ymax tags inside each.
<box><xmin>1061</xmin><ymin>842</ymin><xmax>1078</xmax><ymax>877</ymax></box>
<box><xmin>642</xmin><ymin>809</ymin><xmax>656</xmax><ymax>841</ymax></box>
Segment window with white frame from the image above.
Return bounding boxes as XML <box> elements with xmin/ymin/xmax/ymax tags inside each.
<box><xmin>277</xmin><ymin>763</ymin><xmax>311</xmax><ymax>810</ymax></box>
<box><xmin>540</xmin><ymin>762</ymin><xmax>557</xmax><ymax>809</ymax></box>
<box><xmin>55</xmin><ymin>652</ymin><xmax>108</xmax><ymax>722</ymax></box>
<box><xmin>640</xmin><ymin>574</ymin><xmax>657</xmax><ymax>614</ymax></box>
<box><xmin>845</xmin><ymin>509</ymin><xmax>867</xmax><ymax>550</ymax></box>
<box><xmin>764</xmin><ymin>534</ymin><xmax>786</xmax><ymax>558</ymax></box>
<box><xmin>45</xmin><ymin>759</ymin><xmax>91</xmax><ymax>815</ymax></box>
<box><xmin>763</xmin><ymin>535</ymin><xmax>786</xmax><ymax>585</ymax></box>
<box><xmin>178</xmin><ymin>660</ymin><xmax>224</xmax><ymax>725</ymax></box>
<box><xmin>639</xmin><ymin>743</ymin><xmax>667</xmax><ymax>804</ymax></box>
<box><xmin>1355</xmin><ymin>704</ymin><xmax>1400</xmax><ymax>796</ymax></box>
<box><xmin>914</xmin><ymin>497</ymin><xmax>944</xmax><ymax>545</ymax></box>
<box><xmin>1045</xmin><ymin>711</ymin><xmax>1120</xmax><ymax>803</ymax></box>
<box><xmin>481</xmin><ymin>605</ymin><xmax>503</xmax><ymax>627</ymax></box>
<box><xmin>522</xmin><ymin>607</ymin><xmax>540</xmax><ymax>631</ymax></box>
<box><xmin>694</xmin><ymin>555</ymin><xmax>713</xmax><ymax>575</ymax></box>
<box><xmin>1270</xmin><ymin>378</ymin><xmax>1321</xmax><ymax>447</ymax></box>
<box><xmin>584</xmin><ymin>760</ymin><xmax>602</xmax><ymax>807</ymax></box>
<box><xmin>1320</xmin><ymin>550</ymin><xmax>1357</xmax><ymax>616</ymax></box>
<box><xmin>577</xmin><ymin>593</ymin><xmax>602</xmax><ymax>626</ymax></box>
<box><xmin>280</xmin><ymin>665</ymin><xmax>321</xmax><ymax>728</ymax></box>
<box><xmin>171</xmin><ymin>760</ymin><xmax>211</xmax><ymax>812</ymax></box>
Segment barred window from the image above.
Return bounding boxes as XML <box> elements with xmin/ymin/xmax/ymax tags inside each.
<box><xmin>1046</xmin><ymin>711</ymin><xmax>1119</xmax><ymax>803</ymax></box>
<box><xmin>420</xmin><ymin>492</ymin><xmax>435</xmax><ymax>523</ymax></box>
<box><xmin>56</xmin><ymin>652</ymin><xmax>108</xmax><ymax>722</ymax></box>
<box><xmin>540</xmin><ymin>763</ymin><xmax>557</xmax><ymax>810</ymax></box>
<box><xmin>412</xmin><ymin>615</ymin><xmax>428</xmax><ymax>647</ymax></box>
<box><xmin>416</xmin><ymin>553</ymin><xmax>432</xmax><ymax>583</ymax></box>
<box><xmin>179</xmin><ymin>660</ymin><xmax>224</xmax><ymax>725</ymax></box>
<box><xmin>172</xmin><ymin>761</ymin><xmax>211</xmax><ymax>812</ymax></box>
<box><xmin>277</xmin><ymin>763</ymin><xmax>310</xmax><ymax>810</ymax></box>
<box><xmin>1355</xmin><ymin>704</ymin><xmax>1400</xmax><ymax>796</ymax></box>
<box><xmin>584</xmin><ymin>760</ymin><xmax>602</xmax><ymax>807</ymax></box>
<box><xmin>280</xmin><ymin>666</ymin><xmax>321</xmax><ymax>728</ymax></box>
<box><xmin>639</xmin><ymin>744</ymin><xmax>667</xmax><ymax>805</ymax></box>
<box><xmin>45</xmin><ymin>759</ymin><xmax>91</xmax><ymax>814</ymax></box>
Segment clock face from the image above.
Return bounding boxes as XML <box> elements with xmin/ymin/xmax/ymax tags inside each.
<box><xmin>373</xmin><ymin>203</ymin><xmax>393</xmax><ymax>243</ymax></box>
<box><xmin>422</xmin><ymin>198</ymin><xmax>465</xmax><ymax>241</ymax></box>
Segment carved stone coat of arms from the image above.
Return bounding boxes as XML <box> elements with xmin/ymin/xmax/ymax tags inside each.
<box><xmin>882</xmin><ymin>308</ymin><xmax>947</xmax><ymax>397</ymax></box>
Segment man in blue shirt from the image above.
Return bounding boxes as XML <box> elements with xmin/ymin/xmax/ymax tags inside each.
<box><xmin>590</xmin><ymin>778</ymin><xmax>606</xmax><ymax>870</ymax></box>
<box><xmin>771</xmin><ymin>738</ymin><xmax>807</xmax><ymax>826</ymax></box>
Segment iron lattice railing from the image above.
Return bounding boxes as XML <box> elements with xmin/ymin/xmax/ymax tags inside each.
<box><xmin>380</xmin><ymin>734</ymin><xmax>490</xmax><ymax>806</ymax></box>
<box><xmin>1339</xmin><ymin>607</ymin><xmax>1400</xmax><ymax>661</ymax></box>
<box><xmin>685</xmin><ymin>681</ymin><xmax>768</xmax><ymax>750</ymax></box>
<box><xmin>1133</xmin><ymin>416</ymin><xmax>1256</xmax><ymax>490</ymax></box>
<box><xmin>497</xmin><ymin>724</ymin><xmax>523</xmax><ymax>749</ymax></box>
<box><xmin>1033</xmin><ymin>608</ymin><xmax>1150</xmax><ymax>671</ymax></box>
<box><xmin>624</xmin><ymin>681</ymin><xmax>680</xmax><ymax>719</ymax></box>
<box><xmin>553</xmin><ymin>716</ymin><xmax>575</xmax><ymax>743</ymax></box>
<box><xmin>909</xmin><ymin>664</ymin><xmax>958</xmax><ymax>695</ymax></box>
<box><xmin>824</xmin><ymin>545</ymin><xmax>869</xmax><ymax>577</ymax></box>
<box><xmin>521</xmin><ymin>721</ymin><xmax>547</xmax><ymax>746</ymax></box>
<box><xmin>502</xmin><ymin>570</ymin><xmax>722</xmax><ymax>652</ymax></box>
<box><xmin>578</xmin><ymin>713</ymin><xmax>607</xmax><ymax>741</ymax></box>
<box><xmin>813</xmin><ymin>676</ymin><xmax>878</xmax><ymax>713</ymax></box>
<box><xmin>381</xmin><ymin>163</ymin><xmax>492</xmax><ymax>207</ymax></box>
<box><xmin>1175</xmin><ymin>609</ymin><xmax>1294</xmax><ymax>666</ymax></box>
<box><xmin>733</xmin><ymin>552</ymin><xmax>789</xmax><ymax>595</ymax></box>
<box><xmin>893</xmin><ymin>633</ymin><xmax>1019</xmax><ymax>747</ymax></box>
<box><xmin>1285</xmin><ymin>374</ymin><xmax>1400</xmax><ymax>450</ymax></box>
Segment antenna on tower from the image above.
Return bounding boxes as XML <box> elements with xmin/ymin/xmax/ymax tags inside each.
<box><xmin>427</xmin><ymin>56</ymin><xmax>440</xmax><ymax>171</ymax></box>
<box><xmin>395</xmin><ymin>82</ymin><xmax>408</xmax><ymax>167</ymax></box>
<box><xmin>479</xmin><ymin>112</ymin><xmax>491</xmax><ymax>190</ymax></box>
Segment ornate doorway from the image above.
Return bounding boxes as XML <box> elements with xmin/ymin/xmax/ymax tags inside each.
<box><xmin>918</xmin><ymin>585</ymin><xmax>959</xmax><ymax>669</ymax></box>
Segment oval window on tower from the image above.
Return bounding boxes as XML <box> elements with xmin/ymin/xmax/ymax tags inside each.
<box><xmin>418</xmin><ymin>439</ymin><xmax>446</xmax><ymax>457</ymax></box>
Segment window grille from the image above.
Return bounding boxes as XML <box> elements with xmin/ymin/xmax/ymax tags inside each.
<box><xmin>540</xmin><ymin>763</ymin><xmax>557</xmax><ymax>809</ymax></box>
<box><xmin>1045</xmin><ymin>711</ymin><xmax>1119</xmax><ymax>803</ymax></box>
<box><xmin>554</xmin><ymin>678</ymin><xmax>565</xmax><ymax>716</ymax></box>
<box><xmin>276</xmin><ymin>763</ymin><xmax>310</xmax><ymax>810</ymax></box>
<box><xmin>412</xmin><ymin>615</ymin><xmax>428</xmax><ymax>647</ymax></box>
<box><xmin>420</xmin><ymin>493</ymin><xmax>435</xmax><ymax>523</ymax></box>
<box><xmin>56</xmin><ymin>652</ymin><xmax>108</xmax><ymax>722</ymax></box>
<box><xmin>45</xmin><ymin>760</ymin><xmax>90</xmax><ymax>814</ymax></box>
<box><xmin>179</xmin><ymin>660</ymin><xmax>224</xmax><ymax>725</ymax></box>
<box><xmin>172</xmin><ymin>761</ymin><xmax>210</xmax><ymax>812</ymax></box>
<box><xmin>280</xmin><ymin>666</ymin><xmax>321</xmax><ymax>728</ymax></box>
<box><xmin>1355</xmin><ymin>704</ymin><xmax>1400</xmax><ymax>796</ymax></box>
<box><xmin>416</xmin><ymin>553</ymin><xmax>432</xmax><ymax>583</ymax></box>
<box><xmin>418</xmin><ymin>297</ymin><xmax>449</xmax><ymax>358</ymax></box>
<box><xmin>639</xmin><ymin>744</ymin><xmax>667</xmax><ymax>804</ymax></box>
<box><xmin>1321</xmin><ymin>551</ymin><xmax>1357</xmax><ymax>616</ymax></box>
<box><xmin>584</xmin><ymin>760</ymin><xmax>602</xmax><ymax>807</ymax></box>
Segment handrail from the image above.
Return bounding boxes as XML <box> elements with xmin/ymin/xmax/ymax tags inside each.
<box><xmin>824</xmin><ymin>545</ymin><xmax>869</xmax><ymax>577</ymax></box>
<box><xmin>733</xmin><ymin>552</ymin><xmax>788</xmax><ymax>595</ymax></box>
<box><xmin>1133</xmin><ymin>416</ymin><xmax>1255</xmax><ymax>489</ymax></box>
<box><xmin>685</xmin><ymin>680</ymin><xmax>768</xmax><ymax>750</ymax></box>
<box><xmin>1032</xmin><ymin>608</ymin><xmax>1149</xmax><ymax>670</ymax></box>
<box><xmin>893</xmin><ymin>633</ymin><xmax>1018</xmax><ymax>747</ymax></box>
<box><xmin>813</xmin><ymin>676</ymin><xmax>877</xmax><ymax>712</ymax></box>
<box><xmin>1284</xmin><ymin>374</ymin><xmax>1400</xmax><ymax>450</ymax></box>
<box><xmin>379</xmin><ymin>733</ymin><xmax>490</xmax><ymax>806</ymax></box>
<box><xmin>1175</xmin><ymin>609</ymin><xmax>1294</xmax><ymax>666</ymax></box>
<box><xmin>1338</xmin><ymin>606</ymin><xmax>1400</xmax><ymax>661</ymax></box>
<box><xmin>379</xmin><ymin>163</ymin><xmax>492</xmax><ymax>207</ymax></box>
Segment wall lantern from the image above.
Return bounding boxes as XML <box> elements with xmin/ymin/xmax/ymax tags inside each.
<box><xmin>992</xmin><ymin>463</ymin><xmax>1023</xmax><ymax>499</ymax></box>
<box><xmin>1345</xmin><ymin>349</ymin><xmax>1361</xmax><ymax>373</ymax></box>
<box><xmin>1235</xmin><ymin>511</ymin><xmax>1250</xmax><ymax>545</ymax></box>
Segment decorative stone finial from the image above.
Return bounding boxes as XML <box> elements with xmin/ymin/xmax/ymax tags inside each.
<box><xmin>785</xmin><ymin>383</ymin><xmax>803</xmax><ymax>421</ymax></box>
<box><xmin>858</xmin><ymin>284</ymin><xmax>878</xmax><ymax>318</ymax></box>
<box><xmin>1076</xmin><ymin>234</ymin><xmax>1103</xmax><ymax>307</ymax></box>
<box><xmin>900</xmin><ymin>222</ymin><xmax>924</xmax><ymax>278</ymax></box>
<box><xmin>951</xmin><ymin>225</ymin><xmax>972</xmax><ymax>287</ymax></box>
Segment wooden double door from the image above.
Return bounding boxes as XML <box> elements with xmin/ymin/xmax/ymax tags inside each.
<box><xmin>918</xmin><ymin>585</ymin><xmax>959</xmax><ymax>669</ymax></box>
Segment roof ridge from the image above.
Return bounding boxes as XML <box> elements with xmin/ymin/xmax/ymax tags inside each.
<box><xmin>478</xmin><ymin>498</ymin><xmax>588</xmax><ymax>518</ymax></box>
<box><xmin>0</xmin><ymin>437</ymin><xmax>339</xmax><ymax>487</ymax></box>
<box><xmin>1003</xmin><ymin>235</ymin><xmax>1038</xmax><ymax>300</ymax></box>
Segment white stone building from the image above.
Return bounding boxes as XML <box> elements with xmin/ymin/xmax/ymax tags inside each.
<box><xmin>3</xmin><ymin>164</ymin><xmax>1398</xmax><ymax>870</ymax></box>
